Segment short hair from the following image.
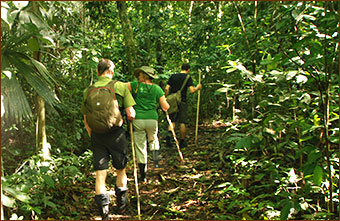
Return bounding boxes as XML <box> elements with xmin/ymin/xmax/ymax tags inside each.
<box><xmin>97</xmin><ymin>58</ymin><xmax>113</xmax><ymax>75</ymax></box>
<box><xmin>181</xmin><ymin>63</ymin><xmax>190</xmax><ymax>71</ymax></box>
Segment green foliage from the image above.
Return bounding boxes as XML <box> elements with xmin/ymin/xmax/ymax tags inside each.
<box><xmin>2</xmin><ymin>151</ymin><xmax>93</xmax><ymax>220</ymax></box>
<box><xmin>1</xmin><ymin>1</ymin><xmax>59</xmax><ymax>123</ymax></box>
<box><xmin>1</xmin><ymin>1</ymin><xmax>338</xmax><ymax>220</ymax></box>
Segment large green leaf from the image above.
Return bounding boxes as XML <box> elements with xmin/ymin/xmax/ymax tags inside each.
<box><xmin>1</xmin><ymin>194</ymin><xmax>15</xmax><ymax>208</ymax></box>
<box><xmin>30</xmin><ymin>58</ymin><xmax>58</xmax><ymax>86</ymax></box>
<box><xmin>1</xmin><ymin>75</ymin><xmax>33</xmax><ymax>122</ymax></box>
<box><xmin>2</xmin><ymin>31</ymin><xmax>35</xmax><ymax>50</ymax></box>
<box><xmin>2</xmin><ymin>186</ymin><xmax>30</xmax><ymax>203</ymax></box>
<box><xmin>42</xmin><ymin>174</ymin><xmax>55</xmax><ymax>189</ymax></box>
<box><xmin>7</xmin><ymin>53</ymin><xmax>59</xmax><ymax>106</ymax></box>
<box><xmin>23</xmin><ymin>70</ymin><xmax>60</xmax><ymax>106</ymax></box>
<box><xmin>313</xmin><ymin>165</ymin><xmax>323</xmax><ymax>186</ymax></box>
<box><xmin>1</xmin><ymin>54</ymin><xmax>10</xmax><ymax>71</ymax></box>
<box><xmin>235</xmin><ymin>136</ymin><xmax>253</xmax><ymax>150</ymax></box>
<box><xmin>1</xmin><ymin>2</ymin><xmax>10</xmax><ymax>26</ymax></box>
<box><xmin>13</xmin><ymin>1</ymin><xmax>30</xmax><ymax>9</ymax></box>
<box><xmin>27</xmin><ymin>37</ymin><xmax>40</xmax><ymax>51</ymax></box>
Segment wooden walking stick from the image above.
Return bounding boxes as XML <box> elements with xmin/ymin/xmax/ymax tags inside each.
<box><xmin>165</xmin><ymin>112</ymin><xmax>184</xmax><ymax>162</ymax></box>
<box><xmin>129</xmin><ymin>122</ymin><xmax>141</xmax><ymax>220</ymax></box>
<box><xmin>195</xmin><ymin>69</ymin><xmax>202</xmax><ymax>145</ymax></box>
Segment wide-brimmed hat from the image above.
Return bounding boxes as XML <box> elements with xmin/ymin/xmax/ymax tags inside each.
<box><xmin>134</xmin><ymin>66</ymin><xmax>158</xmax><ymax>79</ymax></box>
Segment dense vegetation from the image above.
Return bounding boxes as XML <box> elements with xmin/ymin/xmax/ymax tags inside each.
<box><xmin>1</xmin><ymin>1</ymin><xmax>338</xmax><ymax>220</ymax></box>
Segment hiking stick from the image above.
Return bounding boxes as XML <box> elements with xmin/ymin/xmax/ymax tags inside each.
<box><xmin>195</xmin><ymin>70</ymin><xmax>201</xmax><ymax>145</ymax></box>
<box><xmin>165</xmin><ymin>112</ymin><xmax>184</xmax><ymax>162</ymax></box>
<box><xmin>129</xmin><ymin>122</ymin><xmax>141</xmax><ymax>220</ymax></box>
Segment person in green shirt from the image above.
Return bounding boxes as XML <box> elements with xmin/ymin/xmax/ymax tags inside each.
<box><xmin>127</xmin><ymin>66</ymin><xmax>169</xmax><ymax>182</ymax></box>
<box><xmin>80</xmin><ymin>58</ymin><xmax>136</xmax><ymax>219</ymax></box>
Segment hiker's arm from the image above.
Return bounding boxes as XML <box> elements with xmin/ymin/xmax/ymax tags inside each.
<box><xmin>159</xmin><ymin>95</ymin><xmax>170</xmax><ymax>112</ymax></box>
<box><xmin>125</xmin><ymin>106</ymin><xmax>136</xmax><ymax>121</ymax></box>
<box><xmin>83</xmin><ymin>115</ymin><xmax>91</xmax><ymax>137</ymax></box>
<box><xmin>189</xmin><ymin>84</ymin><xmax>202</xmax><ymax>93</ymax></box>
<box><xmin>164</xmin><ymin>84</ymin><xmax>170</xmax><ymax>96</ymax></box>
<box><xmin>120</xmin><ymin>82</ymin><xmax>136</xmax><ymax>121</ymax></box>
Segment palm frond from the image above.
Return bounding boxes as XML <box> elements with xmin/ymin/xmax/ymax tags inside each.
<box><xmin>7</xmin><ymin>54</ymin><xmax>60</xmax><ymax>107</ymax></box>
<box><xmin>30</xmin><ymin>58</ymin><xmax>58</xmax><ymax>86</ymax></box>
<box><xmin>1</xmin><ymin>54</ymin><xmax>10</xmax><ymax>72</ymax></box>
<box><xmin>1</xmin><ymin>75</ymin><xmax>33</xmax><ymax>123</ymax></box>
<box><xmin>20</xmin><ymin>7</ymin><xmax>50</xmax><ymax>30</ymax></box>
<box><xmin>2</xmin><ymin>31</ymin><xmax>35</xmax><ymax>50</ymax></box>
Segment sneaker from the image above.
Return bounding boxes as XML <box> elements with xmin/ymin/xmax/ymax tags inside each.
<box><xmin>94</xmin><ymin>194</ymin><xmax>110</xmax><ymax>219</ymax></box>
<box><xmin>100</xmin><ymin>205</ymin><xmax>109</xmax><ymax>220</ymax></box>
<box><xmin>138</xmin><ymin>176</ymin><xmax>147</xmax><ymax>183</ymax></box>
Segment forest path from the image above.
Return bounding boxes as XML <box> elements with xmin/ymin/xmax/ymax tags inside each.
<box><xmin>88</xmin><ymin>123</ymin><xmax>228</xmax><ymax>220</ymax></box>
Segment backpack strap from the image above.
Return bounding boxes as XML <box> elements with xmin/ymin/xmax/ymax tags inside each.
<box><xmin>179</xmin><ymin>75</ymin><xmax>190</xmax><ymax>93</ymax></box>
<box><xmin>105</xmin><ymin>80</ymin><xmax>118</xmax><ymax>99</ymax></box>
<box><xmin>88</xmin><ymin>80</ymin><xmax>118</xmax><ymax>100</ymax></box>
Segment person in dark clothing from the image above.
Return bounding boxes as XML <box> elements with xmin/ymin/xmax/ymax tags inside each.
<box><xmin>164</xmin><ymin>63</ymin><xmax>202</xmax><ymax>147</ymax></box>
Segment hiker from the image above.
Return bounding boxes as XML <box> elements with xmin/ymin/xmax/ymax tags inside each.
<box><xmin>80</xmin><ymin>58</ymin><xmax>136</xmax><ymax>219</ymax></box>
<box><xmin>165</xmin><ymin>63</ymin><xmax>202</xmax><ymax>148</ymax></box>
<box><xmin>127</xmin><ymin>66</ymin><xmax>170</xmax><ymax>182</ymax></box>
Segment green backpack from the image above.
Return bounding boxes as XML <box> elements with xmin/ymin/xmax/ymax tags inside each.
<box><xmin>84</xmin><ymin>80</ymin><xmax>123</xmax><ymax>133</ymax></box>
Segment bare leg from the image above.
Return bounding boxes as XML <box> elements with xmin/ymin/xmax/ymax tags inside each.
<box><xmin>95</xmin><ymin>170</ymin><xmax>107</xmax><ymax>195</ymax></box>
<box><xmin>116</xmin><ymin>168</ymin><xmax>127</xmax><ymax>188</ymax></box>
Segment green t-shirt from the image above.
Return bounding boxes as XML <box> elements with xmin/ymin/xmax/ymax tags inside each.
<box><xmin>130</xmin><ymin>81</ymin><xmax>164</xmax><ymax>120</ymax></box>
<box><xmin>80</xmin><ymin>76</ymin><xmax>136</xmax><ymax>115</ymax></box>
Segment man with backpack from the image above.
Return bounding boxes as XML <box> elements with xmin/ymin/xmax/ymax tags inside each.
<box><xmin>80</xmin><ymin>58</ymin><xmax>136</xmax><ymax>219</ymax></box>
<box><xmin>165</xmin><ymin>63</ymin><xmax>202</xmax><ymax>148</ymax></box>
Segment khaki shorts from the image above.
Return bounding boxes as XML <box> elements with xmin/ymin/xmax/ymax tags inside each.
<box><xmin>132</xmin><ymin>119</ymin><xmax>159</xmax><ymax>164</ymax></box>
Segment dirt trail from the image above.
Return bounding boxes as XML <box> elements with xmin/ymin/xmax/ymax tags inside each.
<box><xmin>88</xmin><ymin>124</ymin><xmax>227</xmax><ymax>220</ymax></box>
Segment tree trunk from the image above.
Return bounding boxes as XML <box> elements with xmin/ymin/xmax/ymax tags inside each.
<box><xmin>32</xmin><ymin>1</ymin><xmax>50</xmax><ymax>161</ymax></box>
<box><xmin>117</xmin><ymin>1</ymin><xmax>137</xmax><ymax>75</ymax></box>
<box><xmin>142</xmin><ymin>1</ymin><xmax>151</xmax><ymax>65</ymax></box>
<box><xmin>36</xmin><ymin>93</ymin><xmax>50</xmax><ymax>160</ymax></box>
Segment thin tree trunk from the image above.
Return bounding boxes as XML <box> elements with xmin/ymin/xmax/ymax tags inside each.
<box><xmin>36</xmin><ymin>94</ymin><xmax>49</xmax><ymax>160</ymax></box>
<box><xmin>35</xmin><ymin>52</ymin><xmax>50</xmax><ymax>161</ymax></box>
<box><xmin>322</xmin><ymin>1</ymin><xmax>333</xmax><ymax>213</ymax></box>
<box><xmin>142</xmin><ymin>1</ymin><xmax>151</xmax><ymax>64</ymax></box>
<box><xmin>189</xmin><ymin>1</ymin><xmax>194</xmax><ymax>23</ymax></box>
<box><xmin>33</xmin><ymin>1</ymin><xmax>50</xmax><ymax>161</ymax></box>
<box><xmin>117</xmin><ymin>1</ymin><xmax>137</xmax><ymax>75</ymax></box>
